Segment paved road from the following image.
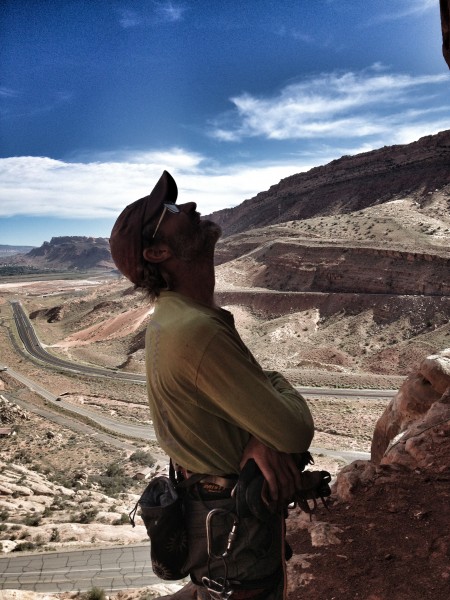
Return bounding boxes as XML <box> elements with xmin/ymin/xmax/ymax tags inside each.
<box><xmin>10</xmin><ymin>300</ymin><xmax>397</xmax><ymax>400</ymax></box>
<box><xmin>3</xmin><ymin>362</ymin><xmax>372</xmax><ymax>479</ymax></box>
<box><xmin>2</xmin><ymin>365</ymin><xmax>156</xmax><ymax>441</ymax></box>
<box><xmin>11</xmin><ymin>301</ymin><xmax>144</xmax><ymax>383</ymax></box>
<box><xmin>1</xmin><ymin>391</ymin><xmax>141</xmax><ymax>452</ymax></box>
<box><xmin>0</xmin><ymin>545</ymin><xmax>170</xmax><ymax>593</ymax></box>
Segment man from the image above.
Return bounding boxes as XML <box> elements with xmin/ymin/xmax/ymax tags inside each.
<box><xmin>110</xmin><ymin>171</ymin><xmax>314</xmax><ymax>600</ymax></box>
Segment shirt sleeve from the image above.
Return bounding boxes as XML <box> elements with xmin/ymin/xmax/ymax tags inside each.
<box><xmin>194</xmin><ymin>327</ymin><xmax>314</xmax><ymax>453</ymax></box>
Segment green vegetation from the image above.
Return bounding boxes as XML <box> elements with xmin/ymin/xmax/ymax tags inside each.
<box><xmin>12</xmin><ymin>541</ymin><xmax>37</xmax><ymax>552</ymax></box>
<box><xmin>91</xmin><ymin>463</ymin><xmax>134</xmax><ymax>496</ymax></box>
<box><xmin>113</xmin><ymin>513</ymin><xmax>129</xmax><ymax>526</ymax></box>
<box><xmin>129</xmin><ymin>450</ymin><xmax>155</xmax><ymax>467</ymax></box>
<box><xmin>0</xmin><ymin>265</ymin><xmax>59</xmax><ymax>277</ymax></box>
<box><xmin>74</xmin><ymin>508</ymin><xmax>99</xmax><ymax>524</ymax></box>
<box><xmin>0</xmin><ymin>509</ymin><xmax>9</xmax><ymax>522</ymax></box>
<box><xmin>83</xmin><ymin>587</ymin><xmax>106</xmax><ymax>600</ymax></box>
<box><xmin>23</xmin><ymin>513</ymin><xmax>42</xmax><ymax>527</ymax></box>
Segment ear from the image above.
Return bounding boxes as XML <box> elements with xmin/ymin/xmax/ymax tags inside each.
<box><xmin>143</xmin><ymin>242</ymin><xmax>173</xmax><ymax>264</ymax></box>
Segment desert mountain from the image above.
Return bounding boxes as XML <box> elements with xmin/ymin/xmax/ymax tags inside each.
<box><xmin>209</xmin><ymin>129</ymin><xmax>450</xmax><ymax>237</ymax></box>
<box><xmin>6</xmin><ymin>236</ymin><xmax>114</xmax><ymax>272</ymax></box>
<box><xmin>0</xmin><ymin>130</ymin><xmax>449</xmax><ymax>599</ymax></box>
<box><xmin>2</xmin><ymin>132</ymin><xmax>449</xmax><ymax>279</ymax></box>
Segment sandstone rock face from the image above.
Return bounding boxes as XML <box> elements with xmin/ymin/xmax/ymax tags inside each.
<box><xmin>29</xmin><ymin>306</ymin><xmax>64</xmax><ymax>323</ymax></box>
<box><xmin>420</xmin><ymin>348</ymin><xmax>450</xmax><ymax>393</ymax></box>
<box><xmin>0</xmin><ymin>459</ymin><xmax>145</xmax><ymax>552</ymax></box>
<box><xmin>370</xmin><ymin>349</ymin><xmax>450</xmax><ymax>464</ymax></box>
<box><xmin>288</xmin><ymin>350</ymin><xmax>450</xmax><ymax>600</ymax></box>
<box><xmin>219</xmin><ymin>241</ymin><xmax>450</xmax><ymax>296</ymax></box>
<box><xmin>331</xmin><ymin>347</ymin><xmax>450</xmax><ymax>505</ymax></box>
<box><xmin>0</xmin><ymin>397</ymin><xmax>29</xmax><ymax>424</ymax></box>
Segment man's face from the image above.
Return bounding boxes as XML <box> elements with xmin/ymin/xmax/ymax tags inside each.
<box><xmin>157</xmin><ymin>202</ymin><xmax>222</xmax><ymax>262</ymax></box>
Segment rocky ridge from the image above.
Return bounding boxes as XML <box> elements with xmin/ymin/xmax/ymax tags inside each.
<box><xmin>217</xmin><ymin>240</ymin><xmax>450</xmax><ymax>296</ymax></box>
<box><xmin>208</xmin><ymin>130</ymin><xmax>450</xmax><ymax>237</ymax></box>
<box><xmin>6</xmin><ymin>237</ymin><xmax>114</xmax><ymax>272</ymax></box>
<box><xmin>1</xmin><ymin>348</ymin><xmax>449</xmax><ymax>600</ymax></box>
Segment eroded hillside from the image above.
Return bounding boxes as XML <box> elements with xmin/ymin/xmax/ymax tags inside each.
<box><xmin>209</xmin><ymin>130</ymin><xmax>450</xmax><ymax>236</ymax></box>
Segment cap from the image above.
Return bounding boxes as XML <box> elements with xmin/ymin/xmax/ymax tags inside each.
<box><xmin>109</xmin><ymin>170</ymin><xmax>178</xmax><ymax>285</ymax></box>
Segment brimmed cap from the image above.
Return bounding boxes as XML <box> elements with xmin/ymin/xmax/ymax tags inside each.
<box><xmin>109</xmin><ymin>170</ymin><xmax>178</xmax><ymax>285</ymax></box>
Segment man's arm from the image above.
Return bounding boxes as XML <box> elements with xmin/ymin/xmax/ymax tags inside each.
<box><xmin>195</xmin><ymin>330</ymin><xmax>314</xmax><ymax>502</ymax></box>
<box><xmin>240</xmin><ymin>436</ymin><xmax>301</xmax><ymax>507</ymax></box>
<box><xmin>241</xmin><ymin>371</ymin><xmax>312</xmax><ymax>505</ymax></box>
<box><xmin>196</xmin><ymin>329</ymin><xmax>314</xmax><ymax>453</ymax></box>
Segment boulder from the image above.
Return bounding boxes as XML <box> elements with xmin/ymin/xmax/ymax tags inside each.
<box><xmin>371</xmin><ymin>349</ymin><xmax>450</xmax><ymax>464</ymax></box>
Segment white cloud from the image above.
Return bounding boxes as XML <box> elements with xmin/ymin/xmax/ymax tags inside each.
<box><xmin>156</xmin><ymin>1</ymin><xmax>186</xmax><ymax>22</ymax></box>
<box><xmin>0</xmin><ymin>149</ymin><xmax>344</xmax><ymax>221</ymax></box>
<box><xmin>2</xmin><ymin>119</ymin><xmax>447</xmax><ymax>225</ymax></box>
<box><xmin>367</xmin><ymin>0</ymin><xmax>437</xmax><ymax>24</ymax></box>
<box><xmin>209</xmin><ymin>68</ymin><xmax>450</xmax><ymax>142</ymax></box>
<box><xmin>275</xmin><ymin>26</ymin><xmax>315</xmax><ymax>44</ymax></box>
<box><xmin>117</xmin><ymin>9</ymin><xmax>141</xmax><ymax>28</ymax></box>
<box><xmin>1</xmin><ymin>63</ymin><xmax>449</xmax><ymax>223</ymax></box>
<box><xmin>116</xmin><ymin>2</ymin><xmax>185</xmax><ymax>28</ymax></box>
<box><xmin>0</xmin><ymin>87</ymin><xmax>18</xmax><ymax>98</ymax></box>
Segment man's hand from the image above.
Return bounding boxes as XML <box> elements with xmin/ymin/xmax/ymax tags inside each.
<box><xmin>240</xmin><ymin>436</ymin><xmax>301</xmax><ymax>508</ymax></box>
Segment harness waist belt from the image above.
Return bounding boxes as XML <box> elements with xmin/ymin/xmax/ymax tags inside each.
<box><xmin>198</xmin><ymin>474</ymin><xmax>237</xmax><ymax>489</ymax></box>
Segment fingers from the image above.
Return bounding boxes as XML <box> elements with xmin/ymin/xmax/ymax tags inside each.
<box><xmin>241</xmin><ymin>436</ymin><xmax>304</xmax><ymax>508</ymax></box>
<box><xmin>273</xmin><ymin>453</ymin><xmax>297</xmax><ymax>506</ymax></box>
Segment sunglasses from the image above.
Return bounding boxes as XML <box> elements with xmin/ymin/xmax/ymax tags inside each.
<box><xmin>152</xmin><ymin>203</ymin><xmax>180</xmax><ymax>238</ymax></box>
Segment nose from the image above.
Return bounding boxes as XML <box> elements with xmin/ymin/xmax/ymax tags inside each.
<box><xmin>178</xmin><ymin>202</ymin><xmax>197</xmax><ymax>213</ymax></box>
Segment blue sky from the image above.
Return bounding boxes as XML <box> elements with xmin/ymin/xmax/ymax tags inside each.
<box><xmin>1</xmin><ymin>0</ymin><xmax>449</xmax><ymax>246</ymax></box>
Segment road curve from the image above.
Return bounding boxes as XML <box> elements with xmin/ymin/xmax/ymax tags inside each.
<box><xmin>11</xmin><ymin>301</ymin><xmax>145</xmax><ymax>383</ymax></box>
<box><xmin>2</xmin><ymin>304</ymin><xmax>376</xmax><ymax>594</ymax></box>
<box><xmin>2</xmin><ymin>366</ymin><xmax>156</xmax><ymax>441</ymax></box>
<box><xmin>10</xmin><ymin>300</ymin><xmax>398</xmax><ymax>400</ymax></box>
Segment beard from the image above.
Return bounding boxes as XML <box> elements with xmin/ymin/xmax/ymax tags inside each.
<box><xmin>168</xmin><ymin>220</ymin><xmax>222</xmax><ymax>262</ymax></box>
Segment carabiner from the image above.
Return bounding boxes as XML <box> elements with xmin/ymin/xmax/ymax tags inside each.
<box><xmin>205</xmin><ymin>508</ymin><xmax>239</xmax><ymax>560</ymax></box>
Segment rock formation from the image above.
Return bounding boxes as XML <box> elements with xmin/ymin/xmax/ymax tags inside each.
<box><xmin>29</xmin><ymin>305</ymin><xmax>64</xmax><ymax>323</ymax></box>
<box><xmin>208</xmin><ymin>130</ymin><xmax>450</xmax><ymax>237</ymax></box>
<box><xmin>7</xmin><ymin>236</ymin><xmax>114</xmax><ymax>271</ymax></box>
<box><xmin>287</xmin><ymin>348</ymin><xmax>450</xmax><ymax>599</ymax></box>
<box><xmin>370</xmin><ymin>349</ymin><xmax>450</xmax><ymax>464</ymax></box>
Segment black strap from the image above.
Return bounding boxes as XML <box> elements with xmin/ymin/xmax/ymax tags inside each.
<box><xmin>170</xmin><ymin>458</ymin><xmax>207</xmax><ymax>489</ymax></box>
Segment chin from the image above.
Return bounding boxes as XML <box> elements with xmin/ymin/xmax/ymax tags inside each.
<box><xmin>201</xmin><ymin>219</ymin><xmax>222</xmax><ymax>241</ymax></box>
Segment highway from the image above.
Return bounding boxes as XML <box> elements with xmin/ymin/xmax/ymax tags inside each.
<box><xmin>1</xmin><ymin>365</ymin><xmax>155</xmax><ymax>441</ymax></box>
<box><xmin>11</xmin><ymin>301</ymin><xmax>145</xmax><ymax>383</ymax></box>
<box><xmin>1</xmin><ymin>390</ymin><xmax>142</xmax><ymax>452</ymax></box>
<box><xmin>6</xmin><ymin>298</ymin><xmax>381</xmax><ymax>464</ymax></box>
<box><xmin>10</xmin><ymin>300</ymin><xmax>397</xmax><ymax>400</ymax></box>
<box><xmin>1</xmin><ymin>364</ymin><xmax>370</xmax><ymax>461</ymax></box>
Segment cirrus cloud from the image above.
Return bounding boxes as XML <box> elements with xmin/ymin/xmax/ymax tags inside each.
<box><xmin>209</xmin><ymin>67</ymin><xmax>450</xmax><ymax>142</ymax></box>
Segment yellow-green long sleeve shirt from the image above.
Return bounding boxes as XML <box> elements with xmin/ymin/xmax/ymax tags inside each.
<box><xmin>145</xmin><ymin>291</ymin><xmax>314</xmax><ymax>475</ymax></box>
